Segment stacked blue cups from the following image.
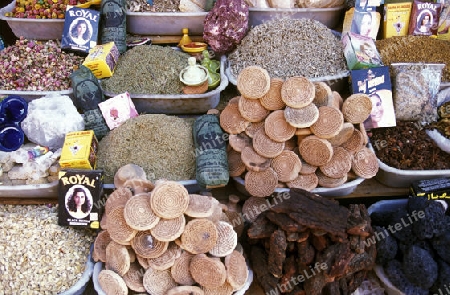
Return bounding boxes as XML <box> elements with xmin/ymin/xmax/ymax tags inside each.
<box><xmin>0</xmin><ymin>95</ymin><xmax>28</xmax><ymax>152</ymax></box>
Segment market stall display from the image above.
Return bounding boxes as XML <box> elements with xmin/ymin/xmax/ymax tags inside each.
<box><xmin>2</xmin><ymin>0</ymin><xmax>450</xmax><ymax>293</ymax></box>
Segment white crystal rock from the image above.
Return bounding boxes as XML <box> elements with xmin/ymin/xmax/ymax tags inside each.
<box><xmin>21</xmin><ymin>95</ymin><xmax>85</xmax><ymax>150</ymax></box>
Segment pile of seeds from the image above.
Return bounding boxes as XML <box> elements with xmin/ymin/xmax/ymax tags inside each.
<box><xmin>0</xmin><ymin>204</ymin><xmax>95</xmax><ymax>294</ymax></box>
<box><xmin>127</xmin><ymin>0</ymin><xmax>181</xmax><ymax>12</ymax></box>
<box><xmin>97</xmin><ymin>114</ymin><xmax>196</xmax><ymax>184</ymax></box>
<box><xmin>375</xmin><ymin>36</ymin><xmax>450</xmax><ymax>82</ymax></box>
<box><xmin>228</xmin><ymin>18</ymin><xmax>348</xmax><ymax>80</ymax></box>
<box><xmin>0</xmin><ymin>38</ymin><xmax>83</xmax><ymax>91</ymax></box>
<box><xmin>101</xmin><ymin>45</ymin><xmax>190</xmax><ymax>95</ymax></box>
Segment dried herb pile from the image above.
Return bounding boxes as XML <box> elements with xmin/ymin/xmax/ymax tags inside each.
<box><xmin>376</xmin><ymin>36</ymin><xmax>450</xmax><ymax>82</ymax></box>
<box><xmin>228</xmin><ymin>18</ymin><xmax>348</xmax><ymax>79</ymax></box>
<box><xmin>369</xmin><ymin>121</ymin><xmax>450</xmax><ymax>170</ymax></box>
<box><xmin>97</xmin><ymin>114</ymin><xmax>196</xmax><ymax>183</ymax></box>
<box><xmin>101</xmin><ymin>45</ymin><xmax>190</xmax><ymax>95</ymax></box>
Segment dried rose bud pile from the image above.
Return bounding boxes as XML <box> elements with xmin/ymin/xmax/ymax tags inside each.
<box><xmin>0</xmin><ymin>38</ymin><xmax>84</xmax><ymax>91</ymax></box>
<box><xmin>3</xmin><ymin>0</ymin><xmax>75</xmax><ymax>19</ymax></box>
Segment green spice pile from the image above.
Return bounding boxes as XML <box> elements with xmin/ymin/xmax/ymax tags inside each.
<box><xmin>376</xmin><ymin>36</ymin><xmax>450</xmax><ymax>82</ymax></box>
<box><xmin>101</xmin><ymin>45</ymin><xmax>191</xmax><ymax>95</ymax></box>
<box><xmin>127</xmin><ymin>0</ymin><xmax>181</xmax><ymax>12</ymax></box>
<box><xmin>97</xmin><ymin>114</ymin><xmax>196</xmax><ymax>183</ymax></box>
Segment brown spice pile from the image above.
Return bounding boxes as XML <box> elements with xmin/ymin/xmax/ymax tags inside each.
<box><xmin>369</xmin><ymin>121</ymin><xmax>450</xmax><ymax>170</ymax></box>
<box><xmin>375</xmin><ymin>36</ymin><xmax>450</xmax><ymax>82</ymax></box>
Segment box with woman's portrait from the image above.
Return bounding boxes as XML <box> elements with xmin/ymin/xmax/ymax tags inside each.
<box><xmin>342</xmin><ymin>7</ymin><xmax>381</xmax><ymax>40</ymax></box>
<box><xmin>408</xmin><ymin>0</ymin><xmax>442</xmax><ymax>36</ymax></box>
<box><xmin>350</xmin><ymin>66</ymin><xmax>397</xmax><ymax>130</ymax></box>
<box><xmin>61</xmin><ymin>6</ymin><xmax>100</xmax><ymax>54</ymax></box>
<box><xmin>58</xmin><ymin>169</ymin><xmax>103</xmax><ymax>228</ymax></box>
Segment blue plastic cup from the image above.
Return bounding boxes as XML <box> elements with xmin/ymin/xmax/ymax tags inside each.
<box><xmin>0</xmin><ymin>123</ymin><xmax>25</xmax><ymax>152</ymax></box>
<box><xmin>0</xmin><ymin>95</ymin><xmax>28</xmax><ymax>124</ymax></box>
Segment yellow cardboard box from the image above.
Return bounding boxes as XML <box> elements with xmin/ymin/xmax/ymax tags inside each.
<box><xmin>383</xmin><ymin>2</ymin><xmax>412</xmax><ymax>38</ymax></box>
<box><xmin>82</xmin><ymin>42</ymin><xmax>119</xmax><ymax>79</ymax></box>
<box><xmin>60</xmin><ymin>130</ymin><xmax>98</xmax><ymax>170</ymax></box>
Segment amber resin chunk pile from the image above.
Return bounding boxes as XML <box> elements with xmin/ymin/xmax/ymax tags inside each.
<box><xmin>222</xmin><ymin>65</ymin><xmax>380</xmax><ymax>197</ymax></box>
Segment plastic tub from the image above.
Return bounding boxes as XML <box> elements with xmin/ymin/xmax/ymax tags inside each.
<box><xmin>248</xmin><ymin>5</ymin><xmax>345</xmax><ymax>29</ymax></box>
<box><xmin>225</xmin><ymin>55</ymin><xmax>350</xmax><ymax>93</ymax></box>
<box><xmin>59</xmin><ymin>243</ymin><xmax>96</xmax><ymax>295</ymax></box>
<box><xmin>233</xmin><ymin>175</ymin><xmax>365</xmax><ymax>198</ymax></box>
<box><xmin>0</xmin><ymin>89</ymin><xmax>73</xmax><ymax>102</ymax></box>
<box><xmin>103</xmin><ymin>179</ymin><xmax>201</xmax><ymax>194</ymax></box>
<box><xmin>93</xmin><ymin>260</ymin><xmax>253</xmax><ymax>294</ymax></box>
<box><xmin>0</xmin><ymin>0</ymin><xmax>65</xmax><ymax>40</ymax></box>
<box><xmin>102</xmin><ymin>55</ymin><xmax>229</xmax><ymax>115</ymax></box>
<box><xmin>368</xmin><ymin>143</ymin><xmax>450</xmax><ymax>188</ymax></box>
<box><xmin>126</xmin><ymin>11</ymin><xmax>208</xmax><ymax>36</ymax></box>
<box><xmin>0</xmin><ymin>180</ymin><xmax>58</xmax><ymax>198</ymax></box>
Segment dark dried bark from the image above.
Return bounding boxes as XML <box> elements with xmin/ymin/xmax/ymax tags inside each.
<box><xmin>251</xmin><ymin>245</ymin><xmax>280</xmax><ymax>293</ymax></box>
<box><xmin>266</xmin><ymin>211</ymin><xmax>309</xmax><ymax>233</ymax></box>
<box><xmin>317</xmin><ymin>242</ymin><xmax>354</xmax><ymax>280</ymax></box>
<box><xmin>310</xmin><ymin>234</ymin><xmax>329</xmax><ymax>252</ymax></box>
<box><xmin>278</xmin><ymin>255</ymin><xmax>297</xmax><ymax>293</ymax></box>
<box><xmin>270</xmin><ymin>188</ymin><xmax>349</xmax><ymax>241</ymax></box>
<box><xmin>248</xmin><ymin>211</ymin><xmax>277</xmax><ymax>239</ymax></box>
<box><xmin>297</xmin><ymin>239</ymin><xmax>315</xmax><ymax>265</ymax></box>
<box><xmin>268</xmin><ymin>229</ymin><xmax>287</xmax><ymax>278</ymax></box>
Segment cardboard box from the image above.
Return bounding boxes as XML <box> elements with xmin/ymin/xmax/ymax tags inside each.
<box><xmin>342</xmin><ymin>32</ymin><xmax>383</xmax><ymax>70</ymax></box>
<box><xmin>82</xmin><ymin>42</ymin><xmax>120</xmax><ymax>79</ymax></box>
<box><xmin>58</xmin><ymin>169</ymin><xmax>103</xmax><ymax>228</ymax></box>
<box><xmin>98</xmin><ymin>92</ymin><xmax>139</xmax><ymax>130</ymax></box>
<box><xmin>61</xmin><ymin>6</ymin><xmax>100</xmax><ymax>54</ymax></box>
<box><xmin>350</xmin><ymin>66</ymin><xmax>396</xmax><ymax>129</ymax></box>
<box><xmin>383</xmin><ymin>2</ymin><xmax>412</xmax><ymax>38</ymax></box>
<box><xmin>60</xmin><ymin>130</ymin><xmax>98</xmax><ymax>170</ymax></box>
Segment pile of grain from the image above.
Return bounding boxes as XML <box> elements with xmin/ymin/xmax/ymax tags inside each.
<box><xmin>97</xmin><ymin>114</ymin><xmax>196</xmax><ymax>184</ymax></box>
<box><xmin>376</xmin><ymin>36</ymin><xmax>450</xmax><ymax>82</ymax></box>
<box><xmin>101</xmin><ymin>45</ymin><xmax>190</xmax><ymax>95</ymax></box>
<box><xmin>228</xmin><ymin>18</ymin><xmax>348</xmax><ymax>79</ymax></box>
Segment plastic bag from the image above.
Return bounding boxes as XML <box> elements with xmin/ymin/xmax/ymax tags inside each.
<box><xmin>391</xmin><ymin>62</ymin><xmax>444</xmax><ymax>123</ymax></box>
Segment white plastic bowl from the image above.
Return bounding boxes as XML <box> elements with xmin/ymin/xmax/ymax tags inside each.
<box><xmin>93</xmin><ymin>260</ymin><xmax>253</xmax><ymax>294</ymax></box>
<box><xmin>233</xmin><ymin>175</ymin><xmax>365</xmax><ymax>198</ymax></box>
<box><xmin>0</xmin><ymin>0</ymin><xmax>65</xmax><ymax>40</ymax></box>
<box><xmin>367</xmin><ymin>199</ymin><xmax>408</xmax><ymax>295</ymax></box>
<box><xmin>368</xmin><ymin>143</ymin><xmax>450</xmax><ymax>188</ymax></box>
<box><xmin>126</xmin><ymin>11</ymin><xmax>208</xmax><ymax>36</ymax></box>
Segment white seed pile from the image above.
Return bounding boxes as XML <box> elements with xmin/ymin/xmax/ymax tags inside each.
<box><xmin>0</xmin><ymin>204</ymin><xmax>95</xmax><ymax>294</ymax></box>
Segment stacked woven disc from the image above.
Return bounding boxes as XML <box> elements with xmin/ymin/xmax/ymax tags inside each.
<box><xmin>221</xmin><ymin>65</ymin><xmax>379</xmax><ymax>197</ymax></box>
<box><xmin>94</xmin><ymin>168</ymin><xmax>249</xmax><ymax>295</ymax></box>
